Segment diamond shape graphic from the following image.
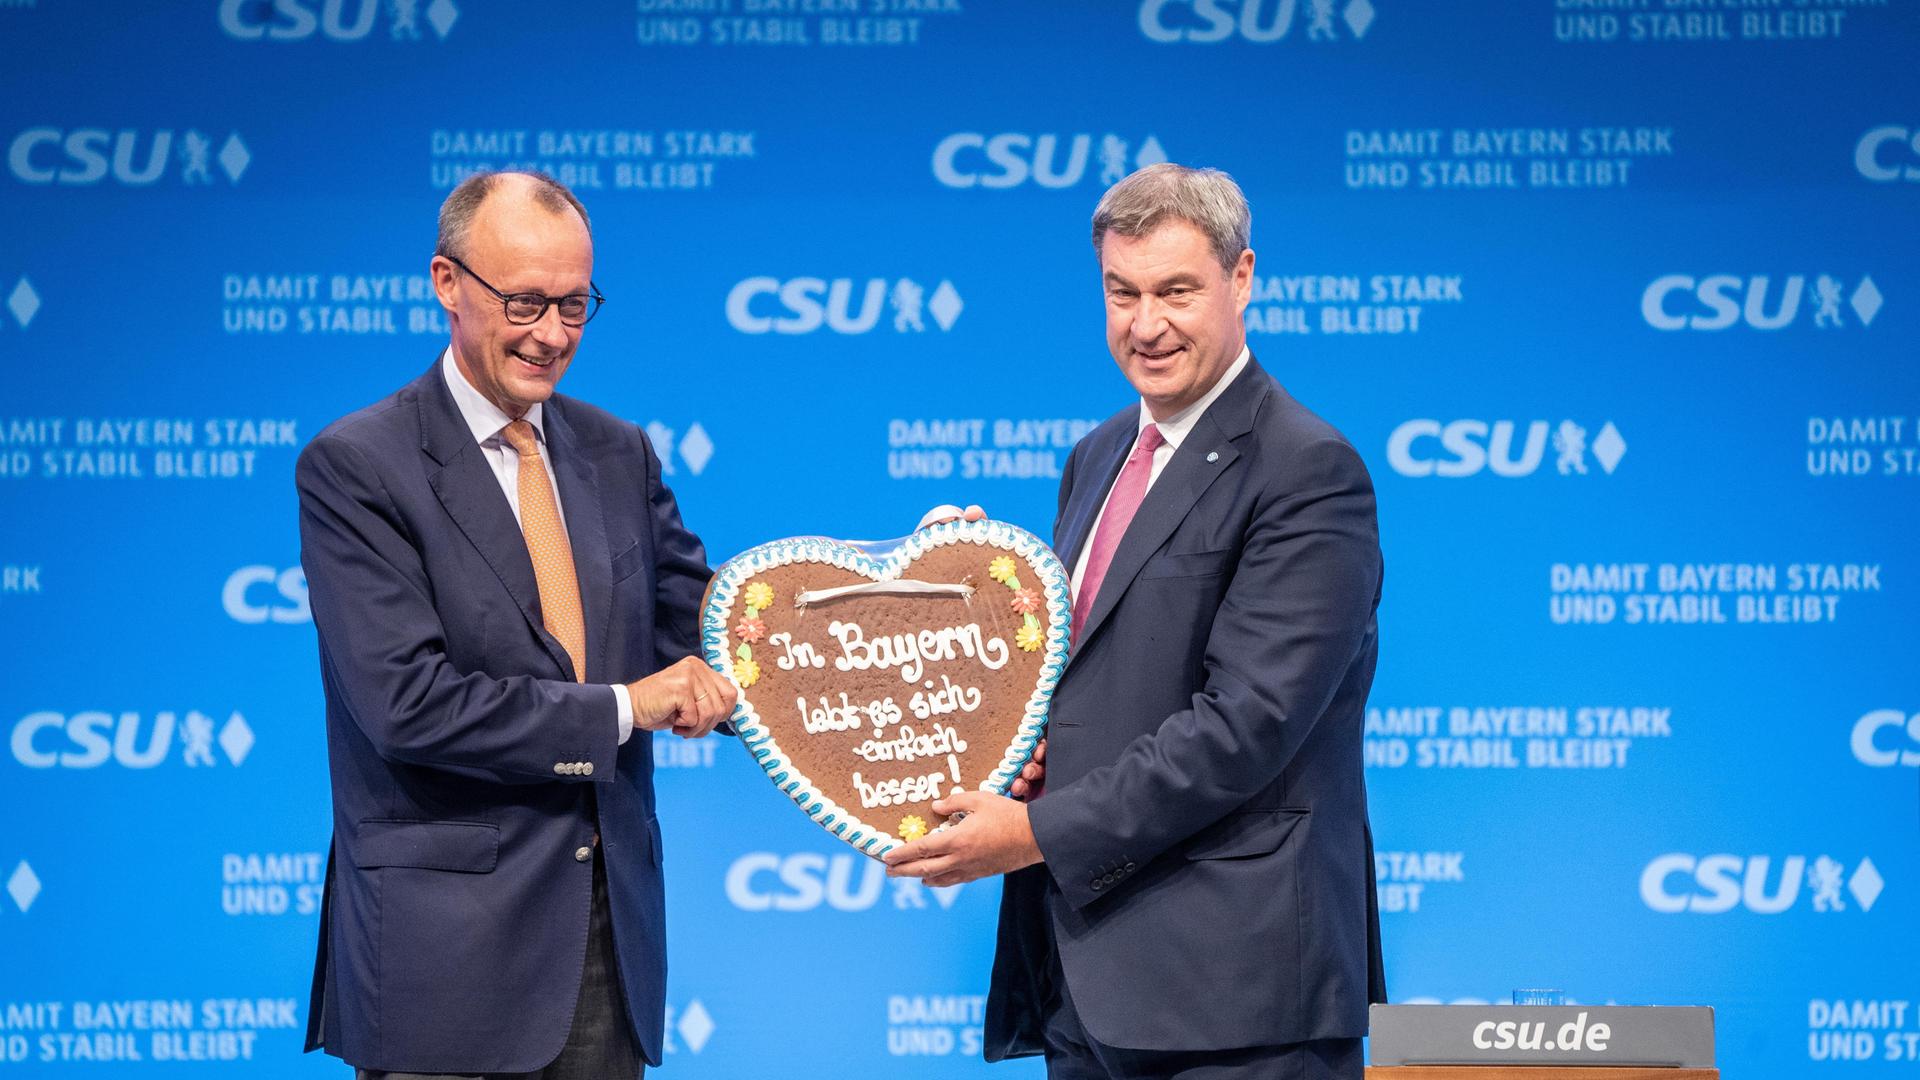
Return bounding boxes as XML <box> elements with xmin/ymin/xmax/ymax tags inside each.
<box><xmin>1134</xmin><ymin>135</ymin><xmax>1167</xmax><ymax>170</ymax></box>
<box><xmin>219</xmin><ymin>712</ymin><xmax>255</xmax><ymax>766</ymax></box>
<box><xmin>928</xmin><ymin>281</ymin><xmax>963</xmax><ymax>331</ymax></box>
<box><xmin>218</xmin><ymin>134</ymin><xmax>250</xmax><ymax>184</ymax></box>
<box><xmin>1590</xmin><ymin>422</ymin><xmax>1626</xmax><ymax>474</ymax></box>
<box><xmin>679</xmin><ymin>423</ymin><xmax>714</xmax><ymax>476</ymax></box>
<box><xmin>1345</xmin><ymin>0</ymin><xmax>1376</xmax><ymax>38</ymax></box>
<box><xmin>1851</xmin><ymin>276</ymin><xmax>1882</xmax><ymax>327</ymax></box>
<box><xmin>427</xmin><ymin>0</ymin><xmax>459</xmax><ymax>39</ymax></box>
<box><xmin>645</xmin><ymin>421</ymin><xmax>676</xmax><ymax>475</ymax></box>
<box><xmin>678</xmin><ymin>1000</ymin><xmax>715</xmax><ymax>1053</ymax></box>
<box><xmin>8</xmin><ymin>277</ymin><xmax>39</xmax><ymax>329</ymax></box>
<box><xmin>1848</xmin><ymin>857</ymin><xmax>1884</xmax><ymax>912</ymax></box>
<box><xmin>8</xmin><ymin>861</ymin><xmax>40</xmax><ymax>913</ymax></box>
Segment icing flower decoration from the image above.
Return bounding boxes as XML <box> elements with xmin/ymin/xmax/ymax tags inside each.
<box><xmin>988</xmin><ymin>556</ymin><xmax>1018</xmax><ymax>584</ymax></box>
<box><xmin>734</xmin><ymin>616</ymin><xmax>767</xmax><ymax>643</ymax></box>
<box><xmin>743</xmin><ymin>581</ymin><xmax>775</xmax><ymax>612</ymax></box>
<box><xmin>1009</xmin><ymin>588</ymin><xmax>1043</xmax><ymax>616</ymax></box>
<box><xmin>1015</xmin><ymin>623</ymin><xmax>1045</xmax><ymax>653</ymax></box>
<box><xmin>898</xmin><ymin>815</ymin><xmax>929</xmax><ymax>842</ymax></box>
<box><xmin>733</xmin><ymin>658</ymin><xmax>762</xmax><ymax>688</ymax></box>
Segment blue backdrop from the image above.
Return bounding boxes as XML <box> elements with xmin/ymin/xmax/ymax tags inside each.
<box><xmin>2</xmin><ymin>1</ymin><xmax>1917</xmax><ymax>1076</ymax></box>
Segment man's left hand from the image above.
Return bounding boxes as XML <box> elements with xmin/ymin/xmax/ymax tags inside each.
<box><xmin>915</xmin><ymin>503</ymin><xmax>986</xmax><ymax>531</ymax></box>
<box><xmin>881</xmin><ymin>790</ymin><xmax>1042</xmax><ymax>887</ymax></box>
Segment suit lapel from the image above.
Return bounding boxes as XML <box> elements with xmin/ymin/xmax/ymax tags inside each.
<box><xmin>545</xmin><ymin>403</ymin><xmax>611</xmax><ymax>684</ymax></box>
<box><xmin>416</xmin><ymin>361</ymin><xmax>576</xmax><ymax>681</ymax></box>
<box><xmin>1054</xmin><ymin>411</ymin><xmax>1139</xmax><ymax>572</ymax></box>
<box><xmin>1075</xmin><ymin>360</ymin><xmax>1269</xmax><ymax>651</ymax></box>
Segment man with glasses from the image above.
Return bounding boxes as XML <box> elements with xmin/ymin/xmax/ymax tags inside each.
<box><xmin>297</xmin><ymin>170</ymin><xmax>733</xmax><ymax>1079</ymax></box>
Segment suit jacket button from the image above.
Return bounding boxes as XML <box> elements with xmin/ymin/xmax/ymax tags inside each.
<box><xmin>575</xmin><ymin>846</ymin><xmax>592</xmax><ymax>863</ymax></box>
<box><xmin>1089</xmin><ymin>879</ymin><xmax>1103</xmax><ymax>891</ymax></box>
<box><xmin>554</xmin><ymin>763</ymin><xmax>567</xmax><ymax>774</ymax></box>
<box><xmin>1123</xmin><ymin>862</ymin><xmax>1136</xmax><ymax>872</ymax></box>
<box><xmin>581</xmin><ymin>762</ymin><xmax>593</xmax><ymax>776</ymax></box>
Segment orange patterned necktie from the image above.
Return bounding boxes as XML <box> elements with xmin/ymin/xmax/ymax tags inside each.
<box><xmin>501</xmin><ymin>419</ymin><xmax>586</xmax><ymax>682</ymax></box>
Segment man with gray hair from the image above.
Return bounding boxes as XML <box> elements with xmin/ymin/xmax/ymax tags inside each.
<box><xmin>887</xmin><ymin>162</ymin><xmax>1386</xmax><ymax>1077</ymax></box>
<box><xmin>298</xmin><ymin>170</ymin><xmax>734</xmax><ymax>1078</ymax></box>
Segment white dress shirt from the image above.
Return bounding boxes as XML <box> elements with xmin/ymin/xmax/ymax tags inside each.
<box><xmin>1070</xmin><ymin>346</ymin><xmax>1250</xmax><ymax>601</ymax></box>
<box><xmin>441</xmin><ymin>349</ymin><xmax>636</xmax><ymax>743</ymax></box>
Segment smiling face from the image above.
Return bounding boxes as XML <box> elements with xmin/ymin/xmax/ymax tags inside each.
<box><xmin>431</xmin><ymin>177</ymin><xmax>594</xmax><ymax>419</ymax></box>
<box><xmin>1100</xmin><ymin>219</ymin><xmax>1254</xmax><ymax>420</ymax></box>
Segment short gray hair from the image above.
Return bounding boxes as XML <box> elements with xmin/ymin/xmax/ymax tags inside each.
<box><xmin>1091</xmin><ymin>162</ymin><xmax>1251</xmax><ymax>272</ymax></box>
<box><xmin>434</xmin><ymin>170</ymin><xmax>592</xmax><ymax>261</ymax></box>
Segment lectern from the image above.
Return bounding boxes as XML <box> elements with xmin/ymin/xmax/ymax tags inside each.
<box><xmin>1367</xmin><ymin>1005</ymin><xmax>1718</xmax><ymax>1080</ymax></box>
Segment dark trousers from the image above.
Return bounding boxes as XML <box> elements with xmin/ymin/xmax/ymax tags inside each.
<box><xmin>1039</xmin><ymin>891</ymin><xmax>1361</xmax><ymax>1080</ymax></box>
<box><xmin>358</xmin><ymin>849</ymin><xmax>641</xmax><ymax>1080</ymax></box>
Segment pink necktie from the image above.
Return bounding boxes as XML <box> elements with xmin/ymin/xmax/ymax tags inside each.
<box><xmin>1071</xmin><ymin>423</ymin><xmax>1166</xmax><ymax>644</ymax></box>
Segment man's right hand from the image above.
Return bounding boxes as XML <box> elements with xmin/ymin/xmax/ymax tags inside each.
<box><xmin>625</xmin><ymin>656</ymin><xmax>736</xmax><ymax>738</ymax></box>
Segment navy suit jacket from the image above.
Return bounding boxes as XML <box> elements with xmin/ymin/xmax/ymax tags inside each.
<box><xmin>296</xmin><ymin>360</ymin><xmax>708</xmax><ymax>1072</ymax></box>
<box><xmin>986</xmin><ymin>357</ymin><xmax>1386</xmax><ymax>1056</ymax></box>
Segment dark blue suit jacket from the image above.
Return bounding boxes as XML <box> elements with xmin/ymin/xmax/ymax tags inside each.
<box><xmin>296</xmin><ymin>360</ymin><xmax>709</xmax><ymax>1072</ymax></box>
<box><xmin>987</xmin><ymin>358</ymin><xmax>1386</xmax><ymax>1056</ymax></box>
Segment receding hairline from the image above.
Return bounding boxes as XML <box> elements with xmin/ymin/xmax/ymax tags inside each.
<box><xmin>434</xmin><ymin>170</ymin><xmax>592</xmax><ymax>263</ymax></box>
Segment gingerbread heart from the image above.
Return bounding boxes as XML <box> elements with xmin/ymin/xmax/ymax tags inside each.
<box><xmin>701</xmin><ymin>519</ymin><xmax>1070</xmax><ymax>857</ymax></box>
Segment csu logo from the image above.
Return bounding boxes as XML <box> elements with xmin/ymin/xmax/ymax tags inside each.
<box><xmin>1139</xmin><ymin>0</ymin><xmax>1377</xmax><ymax>43</ymax></box>
<box><xmin>6</xmin><ymin>277</ymin><xmax>38</xmax><ymax>330</ymax></box>
<box><xmin>1856</xmin><ymin>125</ymin><xmax>1920</xmax><ymax>183</ymax></box>
<box><xmin>1852</xmin><ymin>709</ymin><xmax>1920</xmax><ymax>767</ymax></box>
<box><xmin>9</xmin><ymin>129</ymin><xmax>250</xmax><ymax>186</ymax></box>
<box><xmin>643</xmin><ymin>422</ymin><xmax>714</xmax><ymax>477</ymax></box>
<box><xmin>933</xmin><ymin>133</ymin><xmax>1167</xmax><ymax>189</ymax></box>
<box><xmin>1387</xmin><ymin>420</ymin><xmax>1625</xmax><ymax>478</ymax></box>
<box><xmin>224</xmin><ymin>565</ymin><xmax>310</xmax><ymax>624</ymax></box>
<box><xmin>6</xmin><ymin>861</ymin><xmax>40</xmax><ymax>914</ymax></box>
<box><xmin>218</xmin><ymin>0</ymin><xmax>459</xmax><ymax>41</ymax></box>
<box><xmin>724</xmin><ymin>851</ymin><xmax>963</xmax><ymax>912</ymax></box>
<box><xmin>11</xmin><ymin>711</ymin><xmax>256</xmax><ymax>769</ymax></box>
<box><xmin>727</xmin><ymin>278</ymin><xmax>962</xmax><ymax>335</ymax></box>
<box><xmin>1641</xmin><ymin>274</ymin><xmax>1883</xmax><ymax>330</ymax></box>
<box><xmin>662</xmin><ymin>1000</ymin><xmax>716</xmax><ymax>1055</ymax></box>
<box><xmin>1640</xmin><ymin>853</ymin><xmax>1885</xmax><ymax>914</ymax></box>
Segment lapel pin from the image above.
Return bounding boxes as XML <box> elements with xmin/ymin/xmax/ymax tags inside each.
<box><xmin>1206</xmin><ymin>451</ymin><xmax>1220</xmax><ymax>463</ymax></box>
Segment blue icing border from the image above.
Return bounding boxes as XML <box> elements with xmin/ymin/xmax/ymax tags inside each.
<box><xmin>700</xmin><ymin>519</ymin><xmax>1071</xmax><ymax>858</ymax></box>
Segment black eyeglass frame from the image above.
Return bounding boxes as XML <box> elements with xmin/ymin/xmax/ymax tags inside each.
<box><xmin>445</xmin><ymin>255</ymin><xmax>606</xmax><ymax>327</ymax></box>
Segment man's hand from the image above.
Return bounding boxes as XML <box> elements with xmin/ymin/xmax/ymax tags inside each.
<box><xmin>1008</xmin><ymin>738</ymin><xmax>1046</xmax><ymax>800</ymax></box>
<box><xmin>881</xmin><ymin>790</ymin><xmax>1041</xmax><ymax>887</ymax></box>
<box><xmin>915</xmin><ymin>503</ymin><xmax>987</xmax><ymax>531</ymax></box>
<box><xmin>625</xmin><ymin>656</ymin><xmax>735</xmax><ymax>738</ymax></box>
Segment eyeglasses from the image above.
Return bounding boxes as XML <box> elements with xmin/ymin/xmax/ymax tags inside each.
<box><xmin>446</xmin><ymin>255</ymin><xmax>605</xmax><ymax>326</ymax></box>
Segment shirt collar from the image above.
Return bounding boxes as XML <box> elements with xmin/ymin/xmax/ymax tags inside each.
<box><xmin>440</xmin><ymin>346</ymin><xmax>544</xmax><ymax>447</ymax></box>
<box><xmin>1139</xmin><ymin>345</ymin><xmax>1250</xmax><ymax>450</ymax></box>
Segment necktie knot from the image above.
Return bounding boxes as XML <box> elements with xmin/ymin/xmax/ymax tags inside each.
<box><xmin>501</xmin><ymin>418</ymin><xmax>539</xmax><ymax>456</ymax></box>
<box><xmin>1136</xmin><ymin>423</ymin><xmax>1166</xmax><ymax>456</ymax></box>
